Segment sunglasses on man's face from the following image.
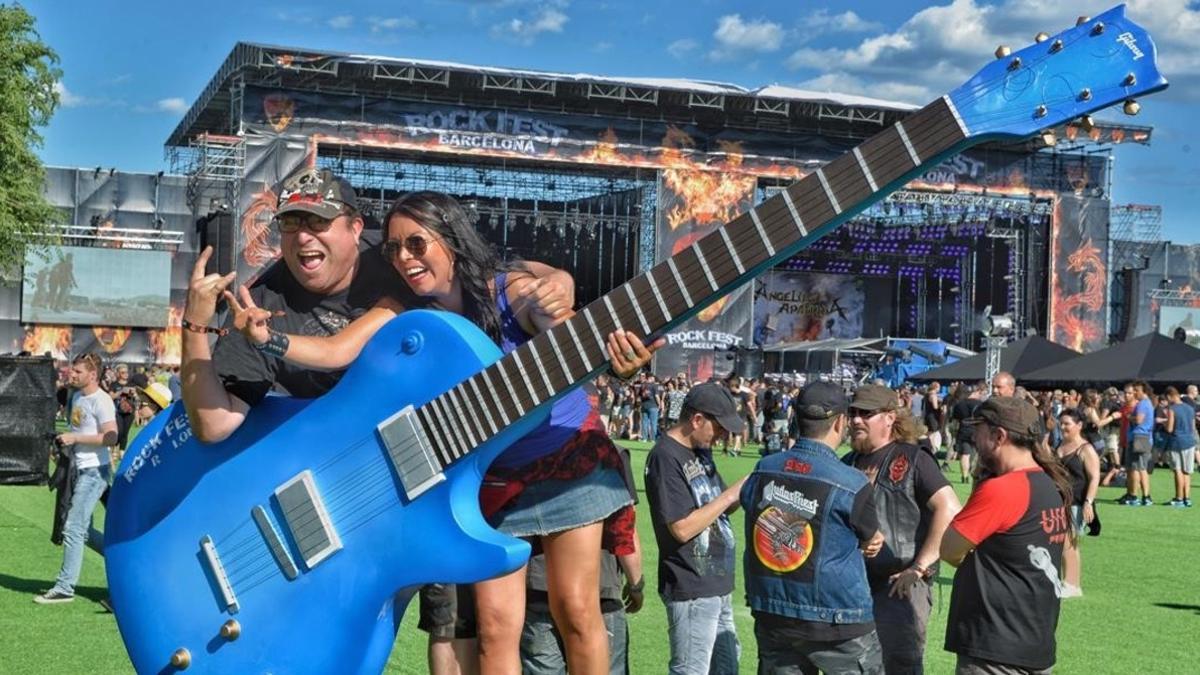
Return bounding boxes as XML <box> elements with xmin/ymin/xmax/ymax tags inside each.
<box><xmin>849</xmin><ymin>408</ymin><xmax>886</xmax><ymax>420</ymax></box>
<box><xmin>276</xmin><ymin>212</ymin><xmax>338</xmax><ymax>234</ymax></box>
<box><xmin>381</xmin><ymin>234</ymin><xmax>435</xmax><ymax>260</ymax></box>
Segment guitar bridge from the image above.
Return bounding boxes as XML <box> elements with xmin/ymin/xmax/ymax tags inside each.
<box><xmin>377</xmin><ymin>405</ymin><xmax>445</xmax><ymax>501</ymax></box>
<box><xmin>199</xmin><ymin>535</ymin><xmax>239</xmax><ymax>613</ymax></box>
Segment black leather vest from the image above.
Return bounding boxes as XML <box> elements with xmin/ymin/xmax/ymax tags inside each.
<box><xmin>849</xmin><ymin>443</ymin><xmax>933</xmax><ymax>586</ymax></box>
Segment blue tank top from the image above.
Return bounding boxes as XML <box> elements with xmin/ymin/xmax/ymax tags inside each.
<box><xmin>491</xmin><ymin>273</ymin><xmax>593</xmax><ymax>469</ymax></box>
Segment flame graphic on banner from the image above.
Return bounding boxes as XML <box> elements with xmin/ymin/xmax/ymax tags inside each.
<box><xmin>92</xmin><ymin>326</ymin><xmax>132</xmax><ymax>354</ymax></box>
<box><xmin>24</xmin><ymin>325</ymin><xmax>72</xmax><ymax>359</ymax></box>
<box><xmin>148</xmin><ymin>305</ymin><xmax>184</xmax><ymax>366</ymax></box>
<box><xmin>242</xmin><ymin>187</ymin><xmax>281</xmax><ymax>268</ymax></box>
<box><xmin>1053</xmin><ymin>237</ymin><xmax>1106</xmax><ymax>351</ymax></box>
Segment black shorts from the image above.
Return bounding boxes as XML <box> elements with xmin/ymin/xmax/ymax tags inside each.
<box><xmin>955</xmin><ymin>439</ymin><xmax>976</xmax><ymax>456</ymax></box>
<box><xmin>418</xmin><ymin>583</ymin><xmax>477</xmax><ymax>639</ymax></box>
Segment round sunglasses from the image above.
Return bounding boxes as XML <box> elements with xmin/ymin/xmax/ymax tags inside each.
<box><xmin>381</xmin><ymin>235</ymin><xmax>436</xmax><ymax>260</ymax></box>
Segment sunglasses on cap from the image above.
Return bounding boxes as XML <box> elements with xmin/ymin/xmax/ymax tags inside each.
<box><xmin>276</xmin><ymin>211</ymin><xmax>344</xmax><ymax>234</ymax></box>
<box><xmin>381</xmin><ymin>234</ymin><xmax>436</xmax><ymax>260</ymax></box>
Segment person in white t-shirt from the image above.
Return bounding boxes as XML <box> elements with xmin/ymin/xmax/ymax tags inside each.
<box><xmin>35</xmin><ymin>353</ymin><xmax>118</xmax><ymax>604</ymax></box>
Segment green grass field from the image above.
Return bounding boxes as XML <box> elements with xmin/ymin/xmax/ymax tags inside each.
<box><xmin>1</xmin><ymin>441</ymin><xmax>1197</xmax><ymax>674</ymax></box>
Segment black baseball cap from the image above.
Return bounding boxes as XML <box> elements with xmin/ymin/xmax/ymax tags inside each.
<box><xmin>795</xmin><ymin>381</ymin><xmax>849</xmax><ymax>420</ymax></box>
<box><xmin>275</xmin><ymin>167</ymin><xmax>360</xmax><ymax>220</ymax></box>
<box><xmin>683</xmin><ymin>383</ymin><xmax>746</xmax><ymax>434</ymax></box>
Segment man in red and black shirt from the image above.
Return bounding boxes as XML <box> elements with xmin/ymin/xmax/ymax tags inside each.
<box><xmin>940</xmin><ymin>397</ymin><xmax>1072</xmax><ymax>675</ymax></box>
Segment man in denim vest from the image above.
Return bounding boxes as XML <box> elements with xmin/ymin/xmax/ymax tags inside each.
<box><xmin>741</xmin><ymin>381</ymin><xmax>885</xmax><ymax>674</ymax></box>
<box><xmin>845</xmin><ymin>384</ymin><xmax>961</xmax><ymax>674</ymax></box>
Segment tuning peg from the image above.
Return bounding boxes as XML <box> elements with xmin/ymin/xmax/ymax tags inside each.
<box><xmin>1080</xmin><ymin>115</ymin><xmax>1096</xmax><ymax>133</ymax></box>
<box><xmin>1123</xmin><ymin>73</ymin><xmax>1137</xmax><ymax>87</ymax></box>
<box><xmin>995</xmin><ymin>45</ymin><xmax>1012</xmax><ymax>59</ymax></box>
<box><xmin>1079</xmin><ymin>88</ymin><xmax>1092</xmax><ymax>102</ymax></box>
<box><xmin>1123</xmin><ymin>100</ymin><xmax>1141</xmax><ymax>116</ymax></box>
<box><xmin>1091</xmin><ymin>22</ymin><xmax>1105</xmax><ymax>35</ymax></box>
<box><xmin>1007</xmin><ymin>57</ymin><xmax>1023</xmax><ymax>71</ymax></box>
<box><xmin>1035</xmin><ymin>105</ymin><xmax>1047</xmax><ymax>118</ymax></box>
<box><xmin>1050</xmin><ymin>39</ymin><xmax>1064</xmax><ymax>53</ymax></box>
<box><xmin>1034</xmin><ymin>32</ymin><xmax>1050</xmax><ymax>43</ymax></box>
<box><xmin>1076</xmin><ymin>15</ymin><xmax>1091</xmax><ymax>26</ymax></box>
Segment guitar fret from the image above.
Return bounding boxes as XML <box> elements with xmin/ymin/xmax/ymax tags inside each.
<box><xmin>718</xmin><ymin>226</ymin><xmax>745</xmax><ymax>275</ymax></box>
<box><xmin>467</xmin><ymin>377</ymin><xmax>499</xmax><ymax>435</ymax></box>
<box><xmin>524</xmin><ymin>344</ymin><xmax>556</xmax><ymax>399</ymax></box>
<box><xmin>417</xmin><ymin>406</ymin><xmax>452</xmax><ymax>466</ymax></box>
<box><xmin>779</xmin><ymin>188</ymin><xmax>808</xmax><ymax>236</ymax></box>
<box><xmin>601</xmin><ymin>296</ymin><xmax>624</xmax><ymax>333</ymax></box>
<box><xmin>480</xmin><ymin>369</ymin><xmax>512</xmax><ymax>426</ymax></box>
<box><xmin>666</xmin><ymin>258</ymin><xmax>694</xmax><ymax>307</ymax></box>
<box><xmin>624</xmin><ymin>285</ymin><xmax>652</xmax><ymax>335</ymax></box>
<box><xmin>691</xmin><ymin>242</ymin><xmax>719</xmax><ymax>291</ymax></box>
<box><xmin>852</xmin><ymin>147</ymin><xmax>879</xmax><ymax>193</ymax></box>
<box><xmin>582</xmin><ymin>307</ymin><xmax>608</xmax><ymax>355</ymax></box>
<box><xmin>494</xmin><ymin>363</ymin><xmax>527</xmax><ymax>417</ymax></box>
<box><xmin>645</xmin><ymin>269</ymin><xmax>672</xmax><ymax>322</ymax></box>
<box><xmin>748</xmin><ymin>207</ymin><xmax>776</xmax><ymax>257</ymax></box>
<box><xmin>427</xmin><ymin>399</ymin><xmax>462</xmax><ymax>461</ymax></box>
<box><xmin>449</xmin><ymin>386</ymin><xmax>482</xmax><ymax>448</ymax></box>
<box><xmin>895</xmin><ymin>121</ymin><xmax>921</xmax><ymax>165</ymax></box>
<box><xmin>545</xmin><ymin>328</ymin><xmax>575</xmax><ymax>382</ymax></box>
<box><xmin>435</xmin><ymin>395</ymin><xmax>468</xmax><ymax>459</ymax></box>
<box><xmin>564</xmin><ymin>318</ymin><xmax>595</xmax><ymax>372</ymax></box>
<box><xmin>942</xmin><ymin>95</ymin><xmax>970</xmax><ymax>137</ymax></box>
<box><xmin>510</xmin><ymin>349</ymin><xmax>545</xmax><ymax>406</ymax></box>
<box><xmin>815</xmin><ymin>168</ymin><xmax>842</xmax><ymax>215</ymax></box>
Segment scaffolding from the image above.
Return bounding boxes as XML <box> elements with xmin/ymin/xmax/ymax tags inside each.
<box><xmin>1110</xmin><ymin>203</ymin><xmax>1162</xmax><ymax>270</ymax></box>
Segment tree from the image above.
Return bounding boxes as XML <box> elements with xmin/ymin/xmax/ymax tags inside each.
<box><xmin>0</xmin><ymin>3</ymin><xmax>60</xmax><ymax>274</ymax></box>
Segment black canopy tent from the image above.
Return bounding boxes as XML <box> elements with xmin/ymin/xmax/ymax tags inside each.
<box><xmin>907</xmin><ymin>336</ymin><xmax>1079</xmax><ymax>383</ymax></box>
<box><xmin>1020</xmin><ymin>333</ymin><xmax>1200</xmax><ymax>388</ymax></box>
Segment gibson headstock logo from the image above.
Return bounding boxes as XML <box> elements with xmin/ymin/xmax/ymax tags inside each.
<box><xmin>1116</xmin><ymin>32</ymin><xmax>1144</xmax><ymax>60</ymax></box>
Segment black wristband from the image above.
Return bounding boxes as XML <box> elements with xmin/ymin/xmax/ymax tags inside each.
<box><xmin>626</xmin><ymin>577</ymin><xmax>645</xmax><ymax>593</ymax></box>
<box><xmin>253</xmin><ymin>329</ymin><xmax>290</xmax><ymax>358</ymax></box>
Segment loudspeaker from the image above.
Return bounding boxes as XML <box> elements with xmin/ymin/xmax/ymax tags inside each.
<box><xmin>0</xmin><ymin>355</ymin><xmax>56</xmax><ymax>485</ymax></box>
<box><xmin>733</xmin><ymin>347</ymin><xmax>764</xmax><ymax>380</ymax></box>
<box><xmin>1117</xmin><ymin>268</ymin><xmax>1140</xmax><ymax>341</ymax></box>
<box><xmin>197</xmin><ymin>210</ymin><xmax>236</xmax><ymax>277</ymax></box>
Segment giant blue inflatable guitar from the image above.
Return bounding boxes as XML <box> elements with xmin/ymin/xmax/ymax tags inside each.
<box><xmin>106</xmin><ymin>6</ymin><xmax>1165</xmax><ymax>672</ymax></box>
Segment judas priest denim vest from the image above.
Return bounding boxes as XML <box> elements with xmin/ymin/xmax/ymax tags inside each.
<box><xmin>740</xmin><ymin>438</ymin><xmax>874</xmax><ymax>625</ymax></box>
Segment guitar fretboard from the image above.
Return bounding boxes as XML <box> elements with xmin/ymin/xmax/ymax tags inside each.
<box><xmin>414</xmin><ymin>97</ymin><xmax>968</xmax><ymax>469</ymax></box>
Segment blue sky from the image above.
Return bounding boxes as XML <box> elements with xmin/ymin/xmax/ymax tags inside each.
<box><xmin>26</xmin><ymin>0</ymin><xmax>1200</xmax><ymax>242</ymax></box>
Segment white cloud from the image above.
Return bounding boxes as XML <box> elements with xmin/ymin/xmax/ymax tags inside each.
<box><xmin>327</xmin><ymin>15</ymin><xmax>354</xmax><ymax>30</ymax></box>
<box><xmin>805</xmin><ymin>9</ymin><xmax>881</xmax><ymax>34</ymax></box>
<box><xmin>156</xmin><ymin>98</ymin><xmax>188</xmax><ymax>114</ymax></box>
<box><xmin>713</xmin><ymin>14</ymin><xmax>783</xmax><ymax>52</ymax></box>
<box><xmin>784</xmin><ymin>0</ymin><xmax>1200</xmax><ymax>102</ymax></box>
<box><xmin>491</xmin><ymin>6</ymin><xmax>568</xmax><ymax>45</ymax></box>
<box><xmin>667</xmin><ymin>38</ymin><xmax>698</xmax><ymax>59</ymax></box>
<box><xmin>368</xmin><ymin>16</ymin><xmax>418</xmax><ymax>33</ymax></box>
<box><xmin>53</xmin><ymin>81</ymin><xmax>85</xmax><ymax>107</ymax></box>
<box><xmin>593</xmin><ymin>41</ymin><xmax>613</xmax><ymax>53</ymax></box>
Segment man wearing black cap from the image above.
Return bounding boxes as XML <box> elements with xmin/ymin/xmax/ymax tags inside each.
<box><xmin>844</xmin><ymin>384</ymin><xmax>960</xmax><ymax>675</ymax></box>
<box><xmin>645</xmin><ymin>382</ymin><xmax>747</xmax><ymax>674</ymax></box>
<box><xmin>941</xmin><ymin>397</ymin><xmax>1074</xmax><ymax>675</ymax></box>
<box><xmin>741</xmin><ymin>381</ymin><xmax>885</xmax><ymax>674</ymax></box>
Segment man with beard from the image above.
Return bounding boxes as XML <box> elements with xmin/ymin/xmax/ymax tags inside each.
<box><xmin>644</xmin><ymin>383</ymin><xmax>747</xmax><ymax>674</ymax></box>
<box><xmin>843</xmin><ymin>384</ymin><xmax>961</xmax><ymax>674</ymax></box>
<box><xmin>741</xmin><ymin>381</ymin><xmax>885</xmax><ymax>674</ymax></box>
<box><xmin>941</xmin><ymin>397</ymin><xmax>1074</xmax><ymax>674</ymax></box>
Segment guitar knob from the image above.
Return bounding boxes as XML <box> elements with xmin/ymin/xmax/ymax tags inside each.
<box><xmin>1034</xmin><ymin>32</ymin><xmax>1050</xmax><ymax>43</ymax></box>
<box><xmin>1079</xmin><ymin>88</ymin><xmax>1092</xmax><ymax>102</ymax></box>
<box><xmin>170</xmin><ymin>648</ymin><xmax>192</xmax><ymax>669</ymax></box>
<box><xmin>1034</xmin><ymin>105</ymin><xmax>1047</xmax><ymax>118</ymax></box>
<box><xmin>1123</xmin><ymin>73</ymin><xmax>1137</xmax><ymax>87</ymax></box>
<box><xmin>1123</xmin><ymin>100</ymin><xmax>1141</xmax><ymax>116</ymax></box>
<box><xmin>1050</xmin><ymin>39</ymin><xmax>1064</xmax><ymax>53</ymax></box>
<box><xmin>994</xmin><ymin>45</ymin><xmax>1011</xmax><ymax>59</ymax></box>
<box><xmin>1007</xmin><ymin>57</ymin><xmax>1022</xmax><ymax>71</ymax></box>
<box><xmin>1091</xmin><ymin>22</ymin><xmax>1105</xmax><ymax>35</ymax></box>
<box><xmin>220</xmin><ymin>619</ymin><xmax>241</xmax><ymax>640</ymax></box>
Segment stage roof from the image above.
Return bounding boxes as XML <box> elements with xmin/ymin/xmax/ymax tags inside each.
<box><xmin>1020</xmin><ymin>333</ymin><xmax>1200</xmax><ymax>387</ymax></box>
<box><xmin>908</xmin><ymin>336</ymin><xmax>1079</xmax><ymax>383</ymax></box>
<box><xmin>169</xmin><ymin>42</ymin><xmax>1153</xmax><ymax>151</ymax></box>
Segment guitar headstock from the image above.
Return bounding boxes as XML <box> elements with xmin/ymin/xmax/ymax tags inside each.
<box><xmin>949</xmin><ymin>4</ymin><xmax>1168</xmax><ymax>140</ymax></box>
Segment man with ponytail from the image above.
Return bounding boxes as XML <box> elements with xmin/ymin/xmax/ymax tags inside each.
<box><xmin>940</xmin><ymin>397</ymin><xmax>1074</xmax><ymax>675</ymax></box>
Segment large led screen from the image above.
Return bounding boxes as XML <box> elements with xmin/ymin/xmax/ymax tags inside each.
<box><xmin>22</xmin><ymin>246</ymin><xmax>171</xmax><ymax>328</ymax></box>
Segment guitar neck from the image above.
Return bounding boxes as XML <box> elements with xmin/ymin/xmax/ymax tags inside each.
<box><xmin>414</xmin><ymin>96</ymin><xmax>969</xmax><ymax>468</ymax></box>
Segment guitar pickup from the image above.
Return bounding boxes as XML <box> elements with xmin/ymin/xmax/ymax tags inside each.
<box><xmin>377</xmin><ymin>405</ymin><xmax>445</xmax><ymax>501</ymax></box>
<box><xmin>274</xmin><ymin>471</ymin><xmax>342</xmax><ymax>570</ymax></box>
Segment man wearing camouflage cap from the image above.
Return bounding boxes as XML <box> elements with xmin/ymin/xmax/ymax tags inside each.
<box><xmin>941</xmin><ymin>397</ymin><xmax>1075</xmax><ymax>675</ymax></box>
<box><xmin>843</xmin><ymin>384</ymin><xmax>960</xmax><ymax>675</ymax></box>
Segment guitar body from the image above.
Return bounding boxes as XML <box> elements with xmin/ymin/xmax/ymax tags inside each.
<box><xmin>106</xmin><ymin>310</ymin><xmax>541</xmax><ymax>674</ymax></box>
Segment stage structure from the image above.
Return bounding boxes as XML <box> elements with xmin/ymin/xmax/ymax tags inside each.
<box><xmin>9</xmin><ymin>43</ymin><xmax>1154</xmax><ymax>374</ymax></box>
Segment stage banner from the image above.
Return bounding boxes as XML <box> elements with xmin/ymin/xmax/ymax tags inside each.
<box><xmin>652</xmin><ymin>169</ymin><xmax>758</xmax><ymax>382</ymax></box>
<box><xmin>236</xmin><ymin>133</ymin><xmax>312</xmax><ymax>280</ymax></box>
<box><xmin>1049</xmin><ymin>195</ymin><xmax>1109</xmax><ymax>352</ymax></box>
<box><xmin>21</xmin><ymin>324</ymin><xmax>73</xmax><ymax>361</ymax></box>
<box><xmin>752</xmin><ymin>272</ymin><xmax>865</xmax><ymax>347</ymax></box>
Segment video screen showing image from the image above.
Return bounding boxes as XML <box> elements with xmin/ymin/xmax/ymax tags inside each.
<box><xmin>22</xmin><ymin>246</ymin><xmax>171</xmax><ymax>328</ymax></box>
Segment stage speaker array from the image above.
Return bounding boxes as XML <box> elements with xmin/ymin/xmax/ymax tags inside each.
<box><xmin>1117</xmin><ymin>269</ymin><xmax>1140</xmax><ymax>341</ymax></box>
<box><xmin>0</xmin><ymin>355</ymin><xmax>56</xmax><ymax>485</ymax></box>
<box><xmin>197</xmin><ymin>210</ymin><xmax>236</xmax><ymax>277</ymax></box>
<box><xmin>733</xmin><ymin>347</ymin><xmax>764</xmax><ymax>380</ymax></box>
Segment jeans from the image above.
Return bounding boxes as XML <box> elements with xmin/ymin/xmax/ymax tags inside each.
<box><xmin>520</xmin><ymin>602</ymin><xmax>629</xmax><ymax>674</ymax></box>
<box><xmin>52</xmin><ymin>465</ymin><xmax>110</xmax><ymax>596</ymax></box>
<box><xmin>665</xmin><ymin>593</ymin><xmax>740</xmax><ymax>675</ymax></box>
<box><xmin>756</xmin><ymin>624</ymin><xmax>883</xmax><ymax>675</ymax></box>
<box><xmin>641</xmin><ymin>408</ymin><xmax>660</xmax><ymax>442</ymax></box>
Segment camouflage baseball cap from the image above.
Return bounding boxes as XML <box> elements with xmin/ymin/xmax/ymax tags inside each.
<box><xmin>969</xmin><ymin>396</ymin><xmax>1041</xmax><ymax>438</ymax></box>
<box><xmin>275</xmin><ymin>167</ymin><xmax>359</xmax><ymax>221</ymax></box>
<box><xmin>850</xmin><ymin>384</ymin><xmax>899</xmax><ymax>412</ymax></box>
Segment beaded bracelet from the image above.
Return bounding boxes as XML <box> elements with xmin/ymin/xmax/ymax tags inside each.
<box><xmin>181</xmin><ymin>318</ymin><xmax>228</xmax><ymax>336</ymax></box>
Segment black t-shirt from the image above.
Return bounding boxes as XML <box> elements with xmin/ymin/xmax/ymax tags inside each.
<box><xmin>923</xmin><ymin>394</ymin><xmax>941</xmax><ymax>432</ymax></box>
<box><xmin>951</xmin><ymin>399</ymin><xmax>981</xmax><ymax>440</ymax></box>
<box><xmin>644</xmin><ymin>435</ymin><xmax>737</xmax><ymax>601</ymax></box>
<box><xmin>847</xmin><ymin>442</ymin><xmax>951</xmax><ymax>507</ymax></box>
<box><xmin>213</xmin><ymin>238</ymin><xmax>400</xmax><ymax>406</ymax></box>
<box><xmin>641</xmin><ymin>382</ymin><xmax>661</xmax><ymax>411</ymax></box>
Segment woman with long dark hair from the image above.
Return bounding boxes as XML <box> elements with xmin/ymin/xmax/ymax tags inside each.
<box><xmin>227</xmin><ymin>191</ymin><xmax>656</xmax><ymax>674</ymax></box>
<box><xmin>1055</xmin><ymin>408</ymin><xmax>1099</xmax><ymax>597</ymax></box>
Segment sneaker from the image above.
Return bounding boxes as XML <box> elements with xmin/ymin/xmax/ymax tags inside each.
<box><xmin>1141</xmin><ymin>496</ymin><xmax>1154</xmax><ymax>507</ymax></box>
<box><xmin>1060</xmin><ymin>582</ymin><xmax>1083</xmax><ymax>598</ymax></box>
<box><xmin>33</xmin><ymin>590</ymin><xmax>74</xmax><ymax>604</ymax></box>
<box><xmin>1167</xmin><ymin>498</ymin><xmax>1182</xmax><ymax>506</ymax></box>
<box><xmin>1116</xmin><ymin>494</ymin><xmax>1136</xmax><ymax>505</ymax></box>
<box><xmin>1183</xmin><ymin>499</ymin><xmax>1193</xmax><ymax>508</ymax></box>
